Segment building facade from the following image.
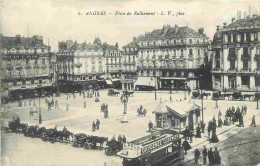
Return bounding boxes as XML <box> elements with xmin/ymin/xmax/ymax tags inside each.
<box><xmin>121</xmin><ymin>37</ymin><xmax>139</xmax><ymax>91</ymax></box>
<box><xmin>57</xmin><ymin>39</ymin><xmax>106</xmax><ymax>92</ymax></box>
<box><xmin>134</xmin><ymin>24</ymin><xmax>210</xmax><ymax>90</ymax></box>
<box><xmin>0</xmin><ymin>34</ymin><xmax>55</xmax><ymax>103</ymax></box>
<box><xmin>212</xmin><ymin>15</ymin><xmax>260</xmax><ymax>91</ymax></box>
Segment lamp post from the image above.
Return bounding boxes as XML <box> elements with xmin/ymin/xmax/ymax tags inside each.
<box><xmin>38</xmin><ymin>89</ymin><xmax>42</xmax><ymax>124</ymax></box>
<box><xmin>151</xmin><ymin>77</ymin><xmax>157</xmax><ymax>100</ymax></box>
<box><xmin>256</xmin><ymin>71</ymin><xmax>259</xmax><ymax>110</ymax></box>
<box><xmin>184</xmin><ymin>82</ymin><xmax>187</xmax><ymax>100</ymax></box>
<box><xmin>199</xmin><ymin>75</ymin><xmax>204</xmax><ymax>132</ymax></box>
<box><xmin>121</xmin><ymin>90</ymin><xmax>129</xmax><ymax>123</ymax></box>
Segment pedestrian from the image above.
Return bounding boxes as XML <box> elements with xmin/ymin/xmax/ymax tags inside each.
<box><xmin>118</xmin><ymin>134</ymin><xmax>122</xmax><ymax>142</ymax></box>
<box><xmin>212</xmin><ymin>116</ymin><xmax>216</xmax><ymax>124</ymax></box>
<box><xmin>202</xmin><ymin>146</ymin><xmax>208</xmax><ymax>165</ymax></box>
<box><xmin>208</xmin><ymin>120</ymin><xmax>212</xmax><ymax>138</ymax></box>
<box><xmin>239</xmin><ymin>113</ymin><xmax>244</xmax><ymax>127</ymax></box>
<box><xmin>196</xmin><ymin>125</ymin><xmax>201</xmax><ymax>138</ymax></box>
<box><xmin>55</xmin><ymin>100</ymin><xmax>59</xmax><ymax>109</ymax></box>
<box><xmin>194</xmin><ymin>149</ymin><xmax>200</xmax><ymax>165</ymax></box>
<box><xmin>66</xmin><ymin>103</ymin><xmax>69</xmax><ymax>111</ymax></box>
<box><xmin>92</xmin><ymin>121</ymin><xmax>96</xmax><ymax>131</ymax></box>
<box><xmin>96</xmin><ymin>119</ymin><xmax>100</xmax><ymax>130</ymax></box>
<box><xmin>148</xmin><ymin>121</ymin><xmax>153</xmax><ymax>132</ymax></box>
<box><xmin>218</xmin><ymin>117</ymin><xmax>223</xmax><ymax>127</ymax></box>
<box><xmin>244</xmin><ymin>105</ymin><xmax>247</xmax><ymax>114</ymax></box>
<box><xmin>210</xmin><ymin>130</ymin><xmax>219</xmax><ymax>143</ymax></box>
<box><xmin>122</xmin><ymin>135</ymin><xmax>126</xmax><ymax>143</ymax></box>
<box><xmin>170</xmin><ymin>95</ymin><xmax>172</xmax><ymax>101</ymax></box>
<box><xmin>84</xmin><ymin>101</ymin><xmax>86</xmax><ymax>108</ymax></box>
<box><xmin>208</xmin><ymin>148</ymin><xmax>214</xmax><ymax>165</ymax></box>
<box><xmin>250</xmin><ymin>115</ymin><xmax>256</xmax><ymax>127</ymax></box>
<box><xmin>182</xmin><ymin>138</ymin><xmax>192</xmax><ymax>155</ymax></box>
<box><xmin>214</xmin><ymin>147</ymin><xmax>221</xmax><ymax>165</ymax></box>
<box><xmin>241</xmin><ymin>106</ymin><xmax>244</xmax><ymax>115</ymax></box>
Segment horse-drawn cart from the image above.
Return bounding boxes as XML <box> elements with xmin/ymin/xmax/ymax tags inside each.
<box><xmin>107</xmin><ymin>89</ymin><xmax>120</xmax><ymax>96</ymax></box>
<box><xmin>105</xmin><ymin>140</ymin><xmax>123</xmax><ymax>156</ymax></box>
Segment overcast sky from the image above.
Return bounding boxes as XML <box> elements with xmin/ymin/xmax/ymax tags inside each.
<box><xmin>0</xmin><ymin>0</ymin><xmax>259</xmax><ymax>51</ymax></box>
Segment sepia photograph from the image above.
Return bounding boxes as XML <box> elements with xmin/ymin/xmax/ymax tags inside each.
<box><xmin>1</xmin><ymin>0</ymin><xmax>260</xmax><ymax>165</ymax></box>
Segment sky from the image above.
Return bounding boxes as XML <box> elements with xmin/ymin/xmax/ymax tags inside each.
<box><xmin>0</xmin><ymin>0</ymin><xmax>260</xmax><ymax>51</ymax></box>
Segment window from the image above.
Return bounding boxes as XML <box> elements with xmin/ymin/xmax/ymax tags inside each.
<box><xmin>241</xmin><ymin>33</ymin><xmax>245</xmax><ymax>42</ymax></box>
<box><xmin>13</xmin><ymin>81</ymin><xmax>17</xmax><ymax>86</ymax></box>
<box><xmin>198</xmin><ymin>49</ymin><xmax>200</xmax><ymax>55</ymax></box>
<box><xmin>215</xmin><ymin>75</ymin><xmax>221</xmax><ymax>86</ymax></box>
<box><xmin>230</xmin><ymin>60</ymin><xmax>235</xmax><ymax>70</ymax></box>
<box><xmin>174</xmin><ymin>40</ymin><xmax>176</xmax><ymax>44</ymax></box>
<box><xmin>153</xmin><ymin>41</ymin><xmax>156</xmax><ymax>46</ymax></box>
<box><xmin>31</xmin><ymin>80</ymin><xmax>34</xmax><ymax>85</ymax></box>
<box><xmin>114</xmin><ymin>52</ymin><xmax>117</xmax><ymax>56</ymax></box>
<box><xmin>22</xmin><ymin>80</ymin><xmax>26</xmax><ymax>85</ymax></box>
<box><xmin>26</xmin><ymin>59</ymin><xmax>29</xmax><ymax>65</ymax></box>
<box><xmin>243</xmin><ymin>47</ymin><xmax>249</xmax><ymax>55</ymax></box>
<box><xmin>228</xmin><ymin>35</ymin><xmax>231</xmax><ymax>43</ymax></box>
<box><xmin>243</xmin><ymin>61</ymin><xmax>248</xmax><ymax>69</ymax></box>
<box><xmin>39</xmin><ymin>80</ymin><xmax>42</xmax><ymax>84</ymax></box>
<box><xmin>181</xmin><ymin>39</ymin><xmax>184</xmax><ymax>44</ymax></box>
<box><xmin>167</xmin><ymin>41</ymin><xmax>169</xmax><ymax>45</ymax></box>
<box><xmin>233</xmin><ymin>34</ymin><xmax>237</xmax><ymax>42</ymax></box>
<box><xmin>42</xmin><ymin>58</ymin><xmax>45</xmax><ymax>65</ymax></box>
<box><xmin>181</xmin><ymin>49</ymin><xmax>184</xmax><ymax>55</ymax></box>
<box><xmin>246</xmin><ymin>33</ymin><xmax>250</xmax><ymax>42</ymax></box>
<box><xmin>241</xmin><ymin>76</ymin><xmax>249</xmax><ymax>85</ymax></box>
<box><xmin>215</xmin><ymin>50</ymin><xmax>220</xmax><ymax>68</ymax></box>
<box><xmin>189</xmin><ymin>49</ymin><xmax>193</xmax><ymax>55</ymax></box>
<box><xmin>189</xmin><ymin>39</ymin><xmax>192</xmax><ymax>44</ymax></box>
<box><xmin>147</xmin><ymin>42</ymin><xmax>149</xmax><ymax>46</ymax></box>
<box><xmin>35</xmin><ymin>59</ymin><xmax>38</xmax><ymax>65</ymax></box>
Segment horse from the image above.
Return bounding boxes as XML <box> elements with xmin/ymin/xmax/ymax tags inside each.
<box><xmin>96</xmin><ymin>137</ymin><xmax>108</xmax><ymax>150</ymax></box>
<box><xmin>59</xmin><ymin>130</ymin><xmax>73</xmax><ymax>143</ymax></box>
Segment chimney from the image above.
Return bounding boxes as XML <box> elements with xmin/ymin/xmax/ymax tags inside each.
<box><xmin>216</xmin><ymin>25</ymin><xmax>220</xmax><ymax>31</ymax></box>
<box><xmin>133</xmin><ymin>37</ymin><xmax>136</xmax><ymax>41</ymax></box>
<box><xmin>15</xmin><ymin>35</ymin><xmax>21</xmax><ymax>44</ymax></box>
<box><xmin>198</xmin><ymin>28</ymin><xmax>204</xmax><ymax>35</ymax></box>
<box><xmin>174</xmin><ymin>24</ymin><xmax>179</xmax><ymax>34</ymax></box>
<box><xmin>232</xmin><ymin>17</ymin><xmax>236</xmax><ymax>23</ymax></box>
<box><xmin>115</xmin><ymin>42</ymin><xmax>118</xmax><ymax>48</ymax></box>
<box><xmin>223</xmin><ymin>23</ymin><xmax>227</xmax><ymax>28</ymax></box>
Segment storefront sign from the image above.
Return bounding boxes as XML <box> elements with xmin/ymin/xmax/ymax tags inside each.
<box><xmin>141</xmin><ymin>134</ymin><xmax>178</xmax><ymax>154</ymax></box>
<box><xmin>123</xmin><ymin>143</ymin><xmax>142</xmax><ymax>154</ymax></box>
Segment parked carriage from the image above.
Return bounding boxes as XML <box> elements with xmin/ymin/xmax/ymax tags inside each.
<box><xmin>73</xmin><ymin>133</ymin><xmax>90</xmax><ymax>148</ymax></box>
<box><xmin>230</xmin><ymin>91</ymin><xmax>243</xmax><ymax>100</ymax></box>
<box><xmin>243</xmin><ymin>94</ymin><xmax>254</xmax><ymax>101</ymax></box>
<box><xmin>124</xmin><ymin>90</ymin><xmax>134</xmax><ymax>97</ymax></box>
<box><xmin>105</xmin><ymin>140</ymin><xmax>123</xmax><ymax>156</ymax></box>
<box><xmin>191</xmin><ymin>91</ymin><xmax>200</xmax><ymax>99</ymax></box>
<box><xmin>211</xmin><ymin>91</ymin><xmax>224</xmax><ymax>100</ymax></box>
<box><xmin>107</xmin><ymin>89</ymin><xmax>120</xmax><ymax>96</ymax></box>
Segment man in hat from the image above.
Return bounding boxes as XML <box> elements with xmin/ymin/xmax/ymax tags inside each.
<box><xmin>208</xmin><ymin>148</ymin><xmax>214</xmax><ymax>165</ymax></box>
<box><xmin>214</xmin><ymin>147</ymin><xmax>221</xmax><ymax>165</ymax></box>
<box><xmin>202</xmin><ymin>146</ymin><xmax>208</xmax><ymax>165</ymax></box>
<box><xmin>96</xmin><ymin>119</ymin><xmax>100</xmax><ymax>130</ymax></box>
<box><xmin>194</xmin><ymin>149</ymin><xmax>200</xmax><ymax>164</ymax></box>
<box><xmin>148</xmin><ymin>121</ymin><xmax>153</xmax><ymax>132</ymax></box>
<box><xmin>92</xmin><ymin>121</ymin><xmax>96</xmax><ymax>131</ymax></box>
<box><xmin>250</xmin><ymin>115</ymin><xmax>256</xmax><ymax>127</ymax></box>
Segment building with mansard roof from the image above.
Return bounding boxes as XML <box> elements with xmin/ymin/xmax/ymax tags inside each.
<box><xmin>57</xmin><ymin>39</ymin><xmax>106</xmax><ymax>92</ymax></box>
<box><xmin>0</xmin><ymin>34</ymin><xmax>55</xmax><ymax>103</ymax></box>
<box><xmin>212</xmin><ymin>14</ymin><xmax>260</xmax><ymax>92</ymax></box>
<box><xmin>134</xmin><ymin>24</ymin><xmax>210</xmax><ymax>90</ymax></box>
<box><xmin>120</xmin><ymin>37</ymin><xmax>139</xmax><ymax>91</ymax></box>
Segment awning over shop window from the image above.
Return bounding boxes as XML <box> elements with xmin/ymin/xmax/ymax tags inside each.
<box><xmin>135</xmin><ymin>77</ymin><xmax>155</xmax><ymax>87</ymax></box>
<box><xmin>106</xmin><ymin>79</ymin><xmax>113</xmax><ymax>85</ymax></box>
<box><xmin>160</xmin><ymin>77</ymin><xmax>186</xmax><ymax>80</ymax></box>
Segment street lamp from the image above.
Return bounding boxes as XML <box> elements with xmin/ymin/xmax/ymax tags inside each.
<box><xmin>256</xmin><ymin>71</ymin><xmax>259</xmax><ymax>110</ymax></box>
<box><xmin>37</xmin><ymin>88</ymin><xmax>42</xmax><ymax>124</ymax></box>
<box><xmin>199</xmin><ymin>75</ymin><xmax>204</xmax><ymax>132</ymax></box>
<box><xmin>121</xmin><ymin>90</ymin><xmax>129</xmax><ymax>123</ymax></box>
<box><xmin>151</xmin><ymin>77</ymin><xmax>157</xmax><ymax>100</ymax></box>
<box><xmin>184</xmin><ymin>82</ymin><xmax>188</xmax><ymax>100</ymax></box>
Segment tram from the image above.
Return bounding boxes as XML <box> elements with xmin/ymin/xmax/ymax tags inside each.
<box><xmin>117</xmin><ymin>129</ymin><xmax>184</xmax><ymax>166</ymax></box>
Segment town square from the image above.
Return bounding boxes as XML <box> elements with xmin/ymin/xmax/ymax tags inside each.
<box><xmin>1</xmin><ymin>0</ymin><xmax>260</xmax><ymax>166</ymax></box>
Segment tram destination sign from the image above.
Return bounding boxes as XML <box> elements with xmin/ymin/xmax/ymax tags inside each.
<box><xmin>141</xmin><ymin>134</ymin><xmax>178</xmax><ymax>154</ymax></box>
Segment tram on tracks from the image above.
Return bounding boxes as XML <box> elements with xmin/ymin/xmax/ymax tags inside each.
<box><xmin>117</xmin><ymin>129</ymin><xmax>184</xmax><ymax>166</ymax></box>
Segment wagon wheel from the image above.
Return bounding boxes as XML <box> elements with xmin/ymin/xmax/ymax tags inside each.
<box><xmin>230</xmin><ymin>96</ymin><xmax>234</xmax><ymax>100</ymax></box>
<box><xmin>84</xmin><ymin>142</ymin><xmax>91</xmax><ymax>150</ymax></box>
<box><xmin>105</xmin><ymin>147</ymin><xmax>113</xmax><ymax>156</ymax></box>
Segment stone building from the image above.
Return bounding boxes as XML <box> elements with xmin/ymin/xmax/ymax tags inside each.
<box><xmin>212</xmin><ymin>15</ymin><xmax>260</xmax><ymax>91</ymax></box>
<box><xmin>57</xmin><ymin>39</ymin><xmax>106</xmax><ymax>92</ymax></box>
<box><xmin>121</xmin><ymin>37</ymin><xmax>139</xmax><ymax>91</ymax></box>
<box><xmin>134</xmin><ymin>24</ymin><xmax>210</xmax><ymax>90</ymax></box>
<box><xmin>0</xmin><ymin>34</ymin><xmax>55</xmax><ymax>103</ymax></box>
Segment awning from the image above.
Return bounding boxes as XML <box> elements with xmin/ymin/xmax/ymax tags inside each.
<box><xmin>106</xmin><ymin>79</ymin><xmax>113</xmax><ymax>85</ymax></box>
<box><xmin>111</xmin><ymin>78</ymin><xmax>120</xmax><ymax>82</ymax></box>
<box><xmin>160</xmin><ymin>77</ymin><xmax>186</xmax><ymax>80</ymax></box>
<box><xmin>135</xmin><ymin>77</ymin><xmax>155</xmax><ymax>87</ymax></box>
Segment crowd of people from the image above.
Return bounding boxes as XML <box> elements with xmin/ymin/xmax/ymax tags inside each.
<box><xmin>194</xmin><ymin>146</ymin><xmax>221</xmax><ymax>165</ymax></box>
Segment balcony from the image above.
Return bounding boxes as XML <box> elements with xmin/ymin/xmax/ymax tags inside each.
<box><xmin>74</xmin><ymin>62</ymin><xmax>82</xmax><ymax>68</ymax></box>
<box><xmin>227</xmin><ymin>54</ymin><xmax>237</xmax><ymax>61</ymax></box>
<box><xmin>240</xmin><ymin>68</ymin><xmax>252</xmax><ymax>73</ymax></box>
<box><xmin>227</xmin><ymin>68</ymin><xmax>238</xmax><ymax>72</ymax></box>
